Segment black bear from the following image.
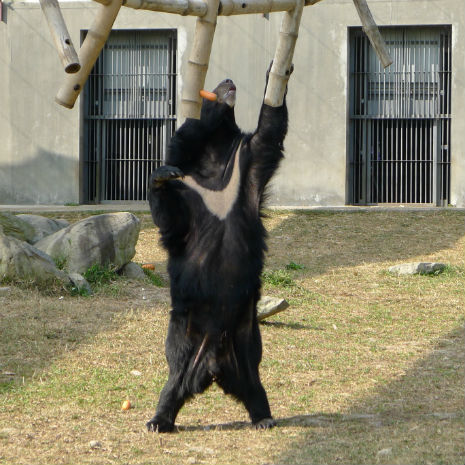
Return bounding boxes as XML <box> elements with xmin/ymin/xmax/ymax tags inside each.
<box><xmin>147</xmin><ymin>65</ymin><xmax>291</xmax><ymax>432</ymax></box>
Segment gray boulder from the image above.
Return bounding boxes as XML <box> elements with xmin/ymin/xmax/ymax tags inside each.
<box><xmin>0</xmin><ymin>212</ymin><xmax>35</xmax><ymax>243</ymax></box>
<box><xmin>16</xmin><ymin>214</ymin><xmax>69</xmax><ymax>244</ymax></box>
<box><xmin>257</xmin><ymin>296</ymin><xmax>290</xmax><ymax>321</ymax></box>
<box><xmin>68</xmin><ymin>272</ymin><xmax>93</xmax><ymax>295</ymax></box>
<box><xmin>35</xmin><ymin>212</ymin><xmax>141</xmax><ymax>274</ymax></box>
<box><xmin>388</xmin><ymin>262</ymin><xmax>447</xmax><ymax>276</ymax></box>
<box><xmin>120</xmin><ymin>262</ymin><xmax>146</xmax><ymax>280</ymax></box>
<box><xmin>0</xmin><ymin>233</ymin><xmax>69</xmax><ymax>284</ymax></box>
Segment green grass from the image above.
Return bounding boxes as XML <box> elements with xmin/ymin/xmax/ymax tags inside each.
<box><xmin>83</xmin><ymin>263</ymin><xmax>119</xmax><ymax>285</ymax></box>
<box><xmin>285</xmin><ymin>261</ymin><xmax>306</xmax><ymax>270</ymax></box>
<box><xmin>262</xmin><ymin>269</ymin><xmax>296</xmax><ymax>288</ymax></box>
<box><xmin>82</xmin><ymin>263</ymin><xmax>123</xmax><ymax>296</ymax></box>
<box><xmin>53</xmin><ymin>254</ymin><xmax>68</xmax><ymax>271</ymax></box>
<box><xmin>142</xmin><ymin>268</ymin><xmax>167</xmax><ymax>287</ymax></box>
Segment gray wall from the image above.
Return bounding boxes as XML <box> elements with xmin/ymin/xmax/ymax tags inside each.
<box><xmin>1</xmin><ymin>0</ymin><xmax>464</xmax><ymax>206</ymax></box>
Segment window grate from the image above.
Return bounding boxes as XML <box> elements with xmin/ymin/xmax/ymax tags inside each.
<box><xmin>83</xmin><ymin>29</ymin><xmax>177</xmax><ymax>202</ymax></box>
<box><xmin>349</xmin><ymin>26</ymin><xmax>451</xmax><ymax>206</ymax></box>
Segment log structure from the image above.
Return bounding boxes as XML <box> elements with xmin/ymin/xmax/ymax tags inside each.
<box><xmin>181</xmin><ymin>0</ymin><xmax>221</xmax><ymax>119</ymax></box>
<box><xmin>352</xmin><ymin>0</ymin><xmax>392</xmax><ymax>68</ymax></box>
<box><xmin>38</xmin><ymin>0</ymin><xmax>80</xmax><ymax>73</ymax></box>
<box><xmin>55</xmin><ymin>0</ymin><xmax>123</xmax><ymax>108</ymax></box>
<box><xmin>264</xmin><ymin>0</ymin><xmax>303</xmax><ymax>107</ymax></box>
<box><xmin>40</xmin><ymin>0</ymin><xmax>392</xmax><ymax>117</ymax></box>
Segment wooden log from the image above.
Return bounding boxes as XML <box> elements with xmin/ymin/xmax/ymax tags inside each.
<box><xmin>352</xmin><ymin>0</ymin><xmax>392</xmax><ymax>68</ymax></box>
<box><xmin>180</xmin><ymin>0</ymin><xmax>221</xmax><ymax>119</ymax></box>
<box><xmin>264</xmin><ymin>0</ymin><xmax>303</xmax><ymax>107</ymax></box>
<box><xmin>39</xmin><ymin>0</ymin><xmax>80</xmax><ymax>74</ymax></box>
<box><xmin>92</xmin><ymin>0</ymin><xmax>324</xmax><ymax>16</ymax></box>
<box><xmin>55</xmin><ymin>0</ymin><xmax>123</xmax><ymax>109</ymax></box>
<box><xmin>122</xmin><ymin>0</ymin><xmax>207</xmax><ymax>15</ymax></box>
<box><xmin>219</xmin><ymin>0</ymin><xmax>314</xmax><ymax>15</ymax></box>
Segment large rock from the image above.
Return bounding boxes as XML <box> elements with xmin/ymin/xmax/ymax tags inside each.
<box><xmin>257</xmin><ymin>296</ymin><xmax>290</xmax><ymax>321</ymax></box>
<box><xmin>16</xmin><ymin>214</ymin><xmax>69</xmax><ymax>244</ymax></box>
<box><xmin>120</xmin><ymin>262</ymin><xmax>146</xmax><ymax>280</ymax></box>
<box><xmin>35</xmin><ymin>212</ymin><xmax>141</xmax><ymax>274</ymax></box>
<box><xmin>68</xmin><ymin>272</ymin><xmax>93</xmax><ymax>296</ymax></box>
<box><xmin>388</xmin><ymin>262</ymin><xmax>447</xmax><ymax>275</ymax></box>
<box><xmin>0</xmin><ymin>233</ymin><xmax>69</xmax><ymax>284</ymax></box>
<box><xmin>0</xmin><ymin>212</ymin><xmax>35</xmax><ymax>243</ymax></box>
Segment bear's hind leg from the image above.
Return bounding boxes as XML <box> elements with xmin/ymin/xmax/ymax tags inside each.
<box><xmin>147</xmin><ymin>361</ymin><xmax>214</xmax><ymax>432</ymax></box>
<box><xmin>215</xmin><ymin>337</ymin><xmax>275</xmax><ymax>430</ymax></box>
<box><xmin>146</xmin><ymin>373</ymin><xmax>187</xmax><ymax>433</ymax></box>
<box><xmin>216</xmin><ymin>365</ymin><xmax>275</xmax><ymax>429</ymax></box>
<box><xmin>147</xmin><ymin>316</ymin><xmax>214</xmax><ymax>432</ymax></box>
<box><xmin>241</xmin><ymin>374</ymin><xmax>276</xmax><ymax>429</ymax></box>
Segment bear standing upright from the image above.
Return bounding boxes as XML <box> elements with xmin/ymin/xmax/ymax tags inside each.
<box><xmin>147</xmin><ymin>65</ymin><xmax>291</xmax><ymax>432</ymax></box>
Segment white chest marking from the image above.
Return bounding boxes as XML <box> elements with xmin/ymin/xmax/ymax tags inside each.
<box><xmin>181</xmin><ymin>142</ymin><xmax>242</xmax><ymax>220</ymax></box>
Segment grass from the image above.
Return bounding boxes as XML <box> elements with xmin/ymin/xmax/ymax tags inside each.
<box><xmin>262</xmin><ymin>269</ymin><xmax>296</xmax><ymax>288</ymax></box>
<box><xmin>142</xmin><ymin>268</ymin><xmax>166</xmax><ymax>288</ymax></box>
<box><xmin>83</xmin><ymin>263</ymin><xmax>120</xmax><ymax>288</ymax></box>
<box><xmin>0</xmin><ymin>209</ymin><xmax>464</xmax><ymax>464</ymax></box>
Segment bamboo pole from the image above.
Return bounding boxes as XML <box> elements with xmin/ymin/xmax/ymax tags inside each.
<box><xmin>352</xmin><ymin>0</ymin><xmax>392</xmax><ymax>68</ymax></box>
<box><xmin>92</xmin><ymin>0</ymin><xmax>323</xmax><ymax>16</ymax></box>
<box><xmin>122</xmin><ymin>0</ymin><xmax>207</xmax><ymax>15</ymax></box>
<box><xmin>180</xmin><ymin>0</ymin><xmax>221</xmax><ymax>119</ymax></box>
<box><xmin>55</xmin><ymin>0</ymin><xmax>123</xmax><ymax>109</ymax></box>
<box><xmin>39</xmin><ymin>0</ymin><xmax>80</xmax><ymax>74</ymax></box>
<box><xmin>219</xmin><ymin>0</ymin><xmax>316</xmax><ymax>16</ymax></box>
<box><xmin>264</xmin><ymin>0</ymin><xmax>303</xmax><ymax>107</ymax></box>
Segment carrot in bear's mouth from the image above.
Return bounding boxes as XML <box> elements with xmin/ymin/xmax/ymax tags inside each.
<box><xmin>200</xmin><ymin>89</ymin><xmax>217</xmax><ymax>101</ymax></box>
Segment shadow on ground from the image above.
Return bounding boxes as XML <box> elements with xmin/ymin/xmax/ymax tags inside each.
<box><xmin>274</xmin><ymin>324</ymin><xmax>465</xmax><ymax>464</ymax></box>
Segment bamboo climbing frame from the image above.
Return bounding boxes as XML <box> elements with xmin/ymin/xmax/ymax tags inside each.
<box><xmin>41</xmin><ymin>0</ymin><xmax>392</xmax><ymax>116</ymax></box>
<box><xmin>39</xmin><ymin>0</ymin><xmax>80</xmax><ymax>74</ymax></box>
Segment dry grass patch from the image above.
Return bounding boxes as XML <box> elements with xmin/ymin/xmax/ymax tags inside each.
<box><xmin>0</xmin><ymin>209</ymin><xmax>464</xmax><ymax>464</ymax></box>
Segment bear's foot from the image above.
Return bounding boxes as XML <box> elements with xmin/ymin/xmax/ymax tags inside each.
<box><xmin>146</xmin><ymin>415</ymin><xmax>175</xmax><ymax>433</ymax></box>
<box><xmin>253</xmin><ymin>417</ymin><xmax>276</xmax><ymax>430</ymax></box>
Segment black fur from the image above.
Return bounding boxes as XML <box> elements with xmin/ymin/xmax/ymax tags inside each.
<box><xmin>147</xmin><ymin>69</ymin><xmax>289</xmax><ymax>432</ymax></box>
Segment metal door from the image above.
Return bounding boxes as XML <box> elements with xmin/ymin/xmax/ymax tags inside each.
<box><xmin>349</xmin><ymin>27</ymin><xmax>451</xmax><ymax>205</ymax></box>
<box><xmin>83</xmin><ymin>29</ymin><xmax>177</xmax><ymax>202</ymax></box>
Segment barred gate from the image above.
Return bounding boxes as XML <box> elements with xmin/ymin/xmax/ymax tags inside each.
<box><xmin>83</xmin><ymin>30</ymin><xmax>177</xmax><ymax>202</ymax></box>
<box><xmin>349</xmin><ymin>26</ymin><xmax>451</xmax><ymax>205</ymax></box>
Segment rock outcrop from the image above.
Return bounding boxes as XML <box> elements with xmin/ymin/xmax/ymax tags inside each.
<box><xmin>35</xmin><ymin>212</ymin><xmax>141</xmax><ymax>274</ymax></box>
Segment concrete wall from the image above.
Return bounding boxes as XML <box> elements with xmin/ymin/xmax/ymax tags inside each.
<box><xmin>0</xmin><ymin>0</ymin><xmax>464</xmax><ymax>206</ymax></box>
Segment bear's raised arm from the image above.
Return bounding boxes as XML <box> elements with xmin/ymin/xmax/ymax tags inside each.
<box><xmin>251</xmin><ymin>62</ymin><xmax>292</xmax><ymax>150</ymax></box>
<box><xmin>247</xmin><ymin>66</ymin><xmax>291</xmax><ymax>198</ymax></box>
<box><xmin>252</xmin><ymin>102</ymin><xmax>288</xmax><ymax>150</ymax></box>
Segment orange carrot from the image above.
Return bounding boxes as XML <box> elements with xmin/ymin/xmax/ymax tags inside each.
<box><xmin>200</xmin><ymin>89</ymin><xmax>217</xmax><ymax>101</ymax></box>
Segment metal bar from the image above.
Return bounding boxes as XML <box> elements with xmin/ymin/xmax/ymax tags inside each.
<box><xmin>433</xmin><ymin>120</ymin><xmax>438</xmax><ymax>205</ymax></box>
<box><xmin>409</xmin><ymin>118</ymin><xmax>413</xmax><ymax>203</ymax></box>
<box><xmin>417</xmin><ymin>119</ymin><xmax>421</xmax><ymax>203</ymax></box>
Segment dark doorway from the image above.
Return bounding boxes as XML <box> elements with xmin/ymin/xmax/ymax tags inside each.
<box><xmin>83</xmin><ymin>29</ymin><xmax>177</xmax><ymax>202</ymax></box>
<box><xmin>349</xmin><ymin>26</ymin><xmax>451</xmax><ymax>205</ymax></box>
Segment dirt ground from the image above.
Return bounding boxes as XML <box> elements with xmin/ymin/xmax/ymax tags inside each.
<box><xmin>0</xmin><ymin>209</ymin><xmax>464</xmax><ymax>464</ymax></box>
